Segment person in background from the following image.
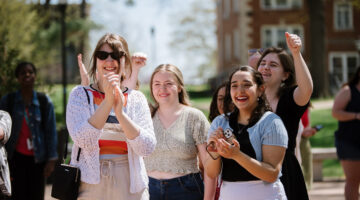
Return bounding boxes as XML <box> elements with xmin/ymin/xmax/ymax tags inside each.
<box><xmin>0</xmin><ymin>111</ymin><xmax>11</xmax><ymax>199</ymax></box>
<box><xmin>144</xmin><ymin>64</ymin><xmax>216</xmax><ymax>200</ymax></box>
<box><xmin>332</xmin><ymin>66</ymin><xmax>360</xmax><ymax>200</ymax></box>
<box><xmin>209</xmin><ymin>82</ymin><xmax>227</xmax><ymax>122</ymax></box>
<box><xmin>299</xmin><ymin>106</ymin><xmax>318</xmax><ymax>190</ymax></box>
<box><xmin>67</xmin><ymin>33</ymin><xmax>156</xmax><ymax>200</ymax></box>
<box><xmin>0</xmin><ymin>62</ymin><xmax>58</xmax><ymax>200</ymax></box>
<box><xmin>204</xmin><ymin>66</ymin><xmax>288</xmax><ymax>200</ymax></box>
<box><xmin>256</xmin><ymin>32</ymin><xmax>313</xmax><ymax>199</ymax></box>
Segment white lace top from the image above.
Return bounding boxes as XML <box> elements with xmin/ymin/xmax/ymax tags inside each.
<box><xmin>66</xmin><ymin>85</ymin><xmax>156</xmax><ymax>193</ymax></box>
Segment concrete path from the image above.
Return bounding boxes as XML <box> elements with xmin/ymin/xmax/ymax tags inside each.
<box><xmin>45</xmin><ymin>179</ymin><xmax>351</xmax><ymax>200</ymax></box>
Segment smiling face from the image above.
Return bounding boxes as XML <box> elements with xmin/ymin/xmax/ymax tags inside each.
<box><xmin>95</xmin><ymin>43</ymin><xmax>121</xmax><ymax>80</ymax></box>
<box><xmin>17</xmin><ymin>64</ymin><xmax>36</xmax><ymax>88</ymax></box>
<box><xmin>151</xmin><ymin>70</ymin><xmax>181</xmax><ymax>106</ymax></box>
<box><xmin>257</xmin><ymin>53</ymin><xmax>288</xmax><ymax>88</ymax></box>
<box><xmin>230</xmin><ymin>71</ymin><xmax>262</xmax><ymax>114</ymax></box>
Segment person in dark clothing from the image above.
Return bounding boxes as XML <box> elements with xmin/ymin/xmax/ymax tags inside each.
<box><xmin>256</xmin><ymin>32</ymin><xmax>313</xmax><ymax>199</ymax></box>
<box><xmin>0</xmin><ymin>62</ymin><xmax>58</xmax><ymax>200</ymax></box>
<box><xmin>332</xmin><ymin>66</ymin><xmax>360</xmax><ymax>200</ymax></box>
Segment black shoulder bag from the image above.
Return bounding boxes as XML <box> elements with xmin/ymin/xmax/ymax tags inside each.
<box><xmin>51</xmin><ymin>88</ymin><xmax>90</xmax><ymax>200</ymax></box>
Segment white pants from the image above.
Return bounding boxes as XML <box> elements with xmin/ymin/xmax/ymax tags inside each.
<box><xmin>219</xmin><ymin>180</ymin><xmax>287</xmax><ymax>200</ymax></box>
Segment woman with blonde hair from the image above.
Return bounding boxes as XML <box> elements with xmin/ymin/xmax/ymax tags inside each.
<box><xmin>66</xmin><ymin>33</ymin><xmax>156</xmax><ymax>200</ymax></box>
<box><xmin>144</xmin><ymin>64</ymin><xmax>216</xmax><ymax>200</ymax></box>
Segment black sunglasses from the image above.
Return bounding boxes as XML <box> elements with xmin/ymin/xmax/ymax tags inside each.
<box><xmin>95</xmin><ymin>51</ymin><xmax>125</xmax><ymax>61</ymax></box>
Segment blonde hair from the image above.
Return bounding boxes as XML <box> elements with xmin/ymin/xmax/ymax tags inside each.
<box><xmin>150</xmin><ymin>64</ymin><xmax>190</xmax><ymax>116</ymax></box>
<box><xmin>89</xmin><ymin>33</ymin><xmax>132</xmax><ymax>83</ymax></box>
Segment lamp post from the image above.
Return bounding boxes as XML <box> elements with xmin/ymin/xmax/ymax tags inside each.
<box><xmin>59</xmin><ymin>0</ymin><xmax>67</xmax><ymax>122</ymax></box>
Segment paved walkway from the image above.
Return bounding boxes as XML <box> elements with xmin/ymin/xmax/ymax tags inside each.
<box><xmin>45</xmin><ymin>179</ymin><xmax>351</xmax><ymax>200</ymax></box>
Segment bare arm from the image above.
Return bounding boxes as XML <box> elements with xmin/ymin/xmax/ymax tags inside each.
<box><xmin>203</xmin><ymin>128</ymin><xmax>223</xmax><ymax>179</ymax></box>
<box><xmin>285</xmin><ymin>32</ymin><xmax>313</xmax><ymax>106</ymax></box>
<box><xmin>122</xmin><ymin>53</ymin><xmax>147</xmax><ymax>90</ymax></box>
<box><xmin>198</xmin><ymin>143</ymin><xmax>217</xmax><ymax>200</ymax></box>
<box><xmin>217</xmin><ymin>139</ymin><xmax>286</xmax><ymax>183</ymax></box>
<box><xmin>332</xmin><ymin>85</ymin><xmax>359</xmax><ymax>121</ymax></box>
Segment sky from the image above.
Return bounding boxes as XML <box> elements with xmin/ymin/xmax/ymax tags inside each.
<box><xmin>51</xmin><ymin>0</ymin><xmax>217</xmax><ymax>84</ymax></box>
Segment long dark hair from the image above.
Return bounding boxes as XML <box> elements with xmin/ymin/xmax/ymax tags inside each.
<box><xmin>256</xmin><ymin>47</ymin><xmax>296</xmax><ymax>97</ymax></box>
<box><xmin>209</xmin><ymin>82</ymin><xmax>228</xmax><ymax>122</ymax></box>
<box><xmin>344</xmin><ymin>66</ymin><xmax>360</xmax><ymax>87</ymax></box>
<box><xmin>223</xmin><ymin>66</ymin><xmax>272</xmax><ymax>125</ymax></box>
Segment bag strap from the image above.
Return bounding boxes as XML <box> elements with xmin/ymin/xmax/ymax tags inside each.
<box><xmin>63</xmin><ymin>87</ymin><xmax>90</xmax><ymax>163</ymax></box>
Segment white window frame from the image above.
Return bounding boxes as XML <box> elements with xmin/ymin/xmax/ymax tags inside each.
<box><xmin>261</xmin><ymin>25</ymin><xmax>304</xmax><ymax>50</ymax></box>
<box><xmin>223</xmin><ymin>0</ymin><xmax>231</xmax><ymax>19</ymax></box>
<box><xmin>329</xmin><ymin>52</ymin><xmax>359</xmax><ymax>84</ymax></box>
<box><xmin>232</xmin><ymin>0</ymin><xmax>239</xmax><ymax>13</ymax></box>
<box><xmin>225</xmin><ymin>33</ymin><xmax>232</xmax><ymax>61</ymax></box>
<box><xmin>334</xmin><ymin>1</ymin><xmax>353</xmax><ymax>31</ymax></box>
<box><xmin>261</xmin><ymin>0</ymin><xmax>302</xmax><ymax>10</ymax></box>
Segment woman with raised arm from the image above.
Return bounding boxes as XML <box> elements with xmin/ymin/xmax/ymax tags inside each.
<box><xmin>144</xmin><ymin>64</ymin><xmax>216</xmax><ymax>200</ymax></box>
<box><xmin>332</xmin><ymin>66</ymin><xmax>360</xmax><ymax>200</ymax></box>
<box><xmin>256</xmin><ymin>32</ymin><xmax>313</xmax><ymax>199</ymax></box>
<box><xmin>66</xmin><ymin>33</ymin><xmax>156</xmax><ymax>200</ymax></box>
<box><xmin>204</xmin><ymin>66</ymin><xmax>288</xmax><ymax>200</ymax></box>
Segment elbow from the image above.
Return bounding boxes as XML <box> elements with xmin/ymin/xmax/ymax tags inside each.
<box><xmin>263</xmin><ymin>172</ymin><xmax>279</xmax><ymax>183</ymax></box>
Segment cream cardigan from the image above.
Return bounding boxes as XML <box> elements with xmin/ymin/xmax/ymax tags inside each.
<box><xmin>66</xmin><ymin>85</ymin><xmax>156</xmax><ymax>193</ymax></box>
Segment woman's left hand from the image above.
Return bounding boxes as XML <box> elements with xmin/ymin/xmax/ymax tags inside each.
<box><xmin>131</xmin><ymin>52</ymin><xmax>147</xmax><ymax>70</ymax></box>
<box><xmin>216</xmin><ymin>138</ymin><xmax>241</xmax><ymax>159</ymax></box>
<box><xmin>285</xmin><ymin>32</ymin><xmax>302</xmax><ymax>55</ymax></box>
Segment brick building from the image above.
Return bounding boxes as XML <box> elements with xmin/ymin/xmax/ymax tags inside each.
<box><xmin>215</xmin><ymin>0</ymin><xmax>360</xmax><ymax>96</ymax></box>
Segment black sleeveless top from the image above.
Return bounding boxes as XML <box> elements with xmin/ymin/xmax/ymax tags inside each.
<box><xmin>335</xmin><ymin>85</ymin><xmax>360</xmax><ymax>143</ymax></box>
<box><xmin>221</xmin><ymin>112</ymin><xmax>260</xmax><ymax>182</ymax></box>
<box><xmin>276</xmin><ymin>86</ymin><xmax>309</xmax><ymax>200</ymax></box>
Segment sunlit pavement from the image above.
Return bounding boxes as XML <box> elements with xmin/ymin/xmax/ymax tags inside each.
<box><xmin>44</xmin><ymin>179</ymin><xmax>350</xmax><ymax>200</ymax></box>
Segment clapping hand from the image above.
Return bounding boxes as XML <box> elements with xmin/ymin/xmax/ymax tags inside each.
<box><xmin>131</xmin><ymin>52</ymin><xmax>147</xmax><ymax>70</ymax></box>
<box><xmin>78</xmin><ymin>54</ymin><xmax>90</xmax><ymax>86</ymax></box>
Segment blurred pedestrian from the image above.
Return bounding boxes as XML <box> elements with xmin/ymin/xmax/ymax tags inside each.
<box><xmin>0</xmin><ymin>62</ymin><xmax>58</xmax><ymax>200</ymax></box>
<box><xmin>332</xmin><ymin>66</ymin><xmax>360</xmax><ymax>200</ymax></box>
<box><xmin>67</xmin><ymin>33</ymin><xmax>156</xmax><ymax>200</ymax></box>
<box><xmin>0</xmin><ymin>111</ymin><xmax>11</xmax><ymax>199</ymax></box>
<box><xmin>209</xmin><ymin>82</ymin><xmax>227</xmax><ymax>122</ymax></box>
<box><xmin>256</xmin><ymin>32</ymin><xmax>313</xmax><ymax>199</ymax></box>
<box><xmin>144</xmin><ymin>64</ymin><xmax>216</xmax><ymax>200</ymax></box>
<box><xmin>204</xmin><ymin>66</ymin><xmax>288</xmax><ymax>200</ymax></box>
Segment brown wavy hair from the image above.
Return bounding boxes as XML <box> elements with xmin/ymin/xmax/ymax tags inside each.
<box><xmin>149</xmin><ymin>64</ymin><xmax>190</xmax><ymax>117</ymax></box>
<box><xmin>89</xmin><ymin>33</ymin><xmax>132</xmax><ymax>83</ymax></box>
<box><xmin>223</xmin><ymin>66</ymin><xmax>272</xmax><ymax>125</ymax></box>
<box><xmin>256</xmin><ymin>47</ymin><xmax>296</xmax><ymax>97</ymax></box>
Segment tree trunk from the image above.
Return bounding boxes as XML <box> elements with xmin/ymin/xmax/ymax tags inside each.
<box><xmin>307</xmin><ymin>0</ymin><xmax>328</xmax><ymax>97</ymax></box>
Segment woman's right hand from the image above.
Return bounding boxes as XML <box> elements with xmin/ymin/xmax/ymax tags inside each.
<box><xmin>207</xmin><ymin>127</ymin><xmax>225</xmax><ymax>153</ymax></box>
<box><xmin>101</xmin><ymin>72</ymin><xmax>120</xmax><ymax>105</ymax></box>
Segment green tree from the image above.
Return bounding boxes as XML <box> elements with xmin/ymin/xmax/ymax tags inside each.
<box><xmin>0</xmin><ymin>0</ymin><xmax>42</xmax><ymax>96</ymax></box>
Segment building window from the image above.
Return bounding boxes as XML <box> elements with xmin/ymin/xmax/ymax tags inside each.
<box><xmin>225</xmin><ymin>33</ymin><xmax>232</xmax><ymax>61</ymax></box>
<box><xmin>232</xmin><ymin>0</ymin><xmax>239</xmax><ymax>13</ymax></box>
<box><xmin>233</xmin><ymin>29</ymin><xmax>241</xmax><ymax>59</ymax></box>
<box><xmin>223</xmin><ymin>0</ymin><xmax>231</xmax><ymax>19</ymax></box>
<box><xmin>329</xmin><ymin>52</ymin><xmax>359</xmax><ymax>88</ymax></box>
<box><xmin>334</xmin><ymin>2</ymin><xmax>353</xmax><ymax>30</ymax></box>
<box><xmin>261</xmin><ymin>0</ymin><xmax>302</xmax><ymax>10</ymax></box>
<box><xmin>261</xmin><ymin>25</ymin><xmax>304</xmax><ymax>49</ymax></box>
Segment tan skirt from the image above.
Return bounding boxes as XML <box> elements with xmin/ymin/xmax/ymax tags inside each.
<box><xmin>77</xmin><ymin>156</ymin><xmax>149</xmax><ymax>200</ymax></box>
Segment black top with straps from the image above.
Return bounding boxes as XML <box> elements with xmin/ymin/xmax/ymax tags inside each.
<box><xmin>221</xmin><ymin>112</ymin><xmax>260</xmax><ymax>182</ymax></box>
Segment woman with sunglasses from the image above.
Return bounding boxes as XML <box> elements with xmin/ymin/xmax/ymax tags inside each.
<box><xmin>66</xmin><ymin>33</ymin><xmax>156</xmax><ymax>200</ymax></box>
<box><xmin>256</xmin><ymin>32</ymin><xmax>313</xmax><ymax>199</ymax></box>
<box><xmin>78</xmin><ymin>52</ymin><xmax>147</xmax><ymax>89</ymax></box>
<box><xmin>204</xmin><ymin>66</ymin><xmax>288</xmax><ymax>200</ymax></box>
<box><xmin>144</xmin><ymin>64</ymin><xmax>216</xmax><ymax>200</ymax></box>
